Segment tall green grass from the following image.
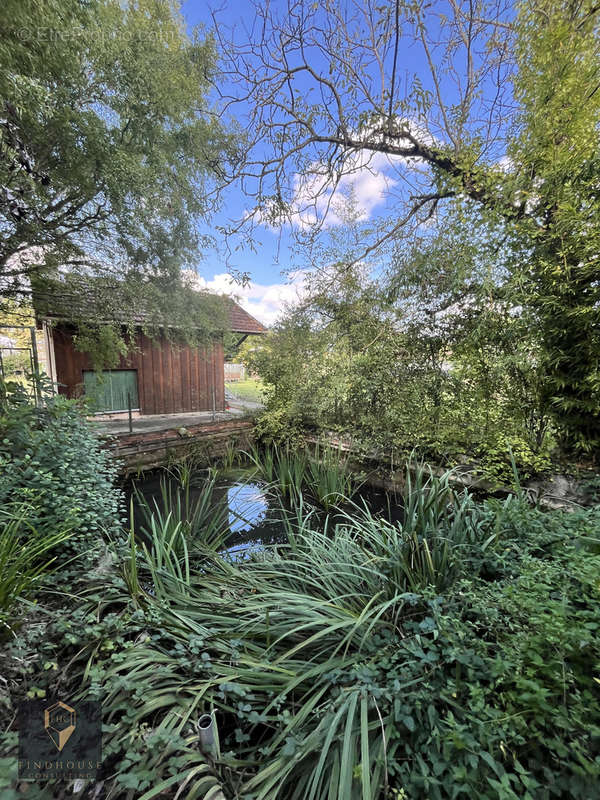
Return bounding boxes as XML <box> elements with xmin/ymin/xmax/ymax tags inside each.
<box><xmin>69</xmin><ymin>459</ymin><xmax>519</xmax><ymax>799</ymax></box>
<box><xmin>246</xmin><ymin>442</ymin><xmax>358</xmax><ymax>509</ymax></box>
<box><xmin>246</xmin><ymin>442</ymin><xmax>308</xmax><ymax>503</ymax></box>
<box><xmin>306</xmin><ymin>442</ymin><xmax>357</xmax><ymax>510</ymax></box>
<box><xmin>134</xmin><ymin>470</ymin><xmax>230</xmax><ymax>552</ymax></box>
<box><xmin>95</xmin><ymin>509</ymin><xmax>403</xmax><ymax>798</ymax></box>
<box><xmin>0</xmin><ymin>505</ymin><xmax>73</xmax><ymax>636</ymax></box>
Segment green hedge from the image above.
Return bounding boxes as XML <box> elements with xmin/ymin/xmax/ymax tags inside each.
<box><xmin>0</xmin><ymin>386</ymin><xmax>123</xmax><ymax>561</ymax></box>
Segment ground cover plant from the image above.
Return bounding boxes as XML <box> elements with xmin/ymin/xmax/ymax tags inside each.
<box><xmin>2</xmin><ymin>448</ymin><xmax>599</xmax><ymax>799</ymax></box>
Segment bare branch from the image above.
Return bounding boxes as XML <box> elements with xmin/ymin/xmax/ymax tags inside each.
<box><xmin>213</xmin><ymin>0</ymin><xmax>519</xmax><ymax>260</ymax></box>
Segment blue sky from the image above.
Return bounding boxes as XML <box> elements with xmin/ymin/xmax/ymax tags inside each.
<box><xmin>180</xmin><ymin>1</ymin><xmax>513</xmax><ymax>325</ymax></box>
<box><xmin>183</xmin><ymin>0</ymin><xmax>300</xmax><ymax>324</ymax></box>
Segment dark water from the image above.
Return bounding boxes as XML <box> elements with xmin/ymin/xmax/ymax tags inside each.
<box><xmin>128</xmin><ymin>468</ymin><xmax>403</xmax><ymax>558</ymax></box>
<box><xmin>212</xmin><ymin>476</ymin><xmax>288</xmax><ymax>556</ymax></box>
<box><xmin>128</xmin><ymin>469</ymin><xmax>287</xmax><ymax>558</ymax></box>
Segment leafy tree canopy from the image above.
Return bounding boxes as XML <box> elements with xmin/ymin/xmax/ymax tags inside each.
<box><xmin>0</xmin><ymin>0</ymin><xmax>238</xmax><ymax>336</ymax></box>
<box><xmin>247</xmin><ymin>196</ymin><xmax>554</xmax><ymax>481</ymax></box>
<box><xmin>218</xmin><ymin>0</ymin><xmax>600</xmax><ymax>452</ymax></box>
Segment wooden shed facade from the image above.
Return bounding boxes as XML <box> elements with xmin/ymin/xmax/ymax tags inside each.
<box><xmin>41</xmin><ymin>300</ymin><xmax>266</xmax><ymax>416</ymax></box>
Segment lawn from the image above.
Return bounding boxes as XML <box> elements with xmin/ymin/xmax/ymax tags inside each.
<box><xmin>225</xmin><ymin>377</ymin><xmax>264</xmax><ymax>403</ymax></box>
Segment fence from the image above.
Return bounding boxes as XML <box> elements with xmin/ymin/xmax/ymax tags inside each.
<box><xmin>224</xmin><ymin>363</ymin><xmax>246</xmax><ymax>382</ymax></box>
<box><xmin>0</xmin><ymin>325</ymin><xmax>43</xmax><ymax>405</ymax></box>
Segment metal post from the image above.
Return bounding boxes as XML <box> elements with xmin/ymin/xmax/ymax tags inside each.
<box><xmin>0</xmin><ymin>349</ymin><xmax>5</xmax><ymax>412</ymax></box>
<box><xmin>127</xmin><ymin>391</ymin><xmax>133</xmax><ymax>433</ymax></box>
<box><xmin>29</xmin><ymin>326</ymin><xmax>42</xmax><ymax>405</ymax></box>
<box><xmin>197</xmin><ymin>713</ymin><xmax>218</xmax><ymax>756</ymax></box>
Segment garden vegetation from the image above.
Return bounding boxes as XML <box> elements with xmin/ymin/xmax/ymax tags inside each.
<box><xmin>1</xmin><ymin>0</ymin><xmax>600</xmax><ymax>798</ymax></box>
<box><xmin>1</xmin><ymin>389</ymin><xmax>599</xmax><ymax>799</ymax></box>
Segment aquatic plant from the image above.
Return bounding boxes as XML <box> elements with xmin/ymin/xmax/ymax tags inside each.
<box><xmin>247</xmin><ymin>442</ymin><xmax>358</xmax><ymax>510</ymax></box>
<box><xmin>339</xmin><ymin>458</ymin><xmax>512</xmax><ymax>592</ymax></box>
<box><xmin>246</xmin><ymin>442</ymin><xmax>308</xmax><ymax>503</ymax></box>
<box><xmin>134</xmin><ymin>470</ymin><xmax>230</xmax><ymax>554</ymax></box>
<box><xmin>305</xmin><ymin>442</ymin><xmax>358</xmax><ymax>510</ymax></box>
<box><xmin>220</xmin><ymin>439</ymin><xmax>243</xmax><ymax>470</ymax></box>
<box><xmin>53</xmin><ymin>485</ymin><xmax>600</xmax><ymax>800</ymax></box>
<box><xmin>10</xmin><ymin>457</ymin><xmax>600</xmax><ymax>800</ymax></box>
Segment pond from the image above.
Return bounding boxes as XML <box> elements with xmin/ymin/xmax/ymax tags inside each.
<box><xmin>213</xmin><ymin>474</ymin><xmax>289</xmax><ymax>555</ymax></box>
<box><xmin>128</xmin><ymin>467</ymin><xmax>403</xmax><ymax>557</ymax></box>
<box><xmin>129</xmin><ymin>468</ymin><xmax>287</xmax><ymax>558</ymax></box>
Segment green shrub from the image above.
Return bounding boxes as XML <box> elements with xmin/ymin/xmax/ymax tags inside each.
<box><xmin>0</xmin><ymin>387</ymin><xmax>123</xmax><ymax>562</ymax></box>
<box><xmin>252</xmin><ymin>405</ymin><xmax>306</xmax><ymax>445</ymax></box>
<box><xmin>476</xmin><ymin>432</ymin><xmax>554</xmax><ymax>486</ymax></box>
<box><xmin>6</xmin><ymin>470</ymin><xmax>598</xmax><ymax>799</ymax></box>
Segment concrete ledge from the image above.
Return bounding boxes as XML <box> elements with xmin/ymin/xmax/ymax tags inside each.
<box><xmin>102</xmin><ymin>418</ymin><xmax>255</xmax><ymax>474</ymax></box>
<box><xmin>305</xmin><ymin>433</ymin><xmax>593</xmax><ymax>511</ymax></box>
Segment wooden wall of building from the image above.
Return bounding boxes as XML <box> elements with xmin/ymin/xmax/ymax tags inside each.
<box><xmin>52</xmin><ymin>325</ymin><xmax>225</xmax><ymax>415</ymax></box>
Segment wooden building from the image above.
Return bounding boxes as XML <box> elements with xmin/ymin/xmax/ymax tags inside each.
<box><xmin>37</xmin><ymin>300</ymin><xmax>266</xmax><ymax>416</ymax></box>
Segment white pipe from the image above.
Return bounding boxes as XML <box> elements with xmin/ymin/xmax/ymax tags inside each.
<box><xmin>197</xmin><ymin>713</ymin><xmax>217</xmax><ymax>755</ymax></box>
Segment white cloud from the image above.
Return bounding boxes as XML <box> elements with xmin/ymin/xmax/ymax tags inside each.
<box><xmin>288</xmin><ymin>150</ymin><xmax>400</xmax><ymax>230</ymax></box>
<box><xmin>496</xmin><ymin>154</ymin><xmax>514</xmax><ymax>172</ymax></box>
<box><xmin>260</xmin><ymin>119</ymin><xmax>436</xmax><ymax>231</ymax></box>
<box><xmin>191</xmin><ymin>271</ymin><xmax>307</xmax><ymax>327</ymax></box>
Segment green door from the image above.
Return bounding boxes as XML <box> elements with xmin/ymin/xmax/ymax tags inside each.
<box><xmin>83</xmin><ymin>370</ymin><xmax>139</xmax><ymax>413</ymax></box>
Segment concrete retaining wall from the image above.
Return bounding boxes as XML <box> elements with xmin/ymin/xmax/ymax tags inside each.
<box><xmin>103</xmin><ymin>419</ymin><xmax>255</xmax><ymax>475</ymax></box>
<box><xmin>304</xmin><ymin>433</ymin><xmax>591</xmax><ymax>510</ymax></box>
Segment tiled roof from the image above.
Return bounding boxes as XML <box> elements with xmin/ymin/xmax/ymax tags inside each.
<box><xmin>226</xmin><ymin>299</ymin><xmax>268</xmax><ymax>334</ymax></box>
<box><xmin>33</xmin><ymin>281</ymin><xmax>267</xmax><ymax>334</ymax></box>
